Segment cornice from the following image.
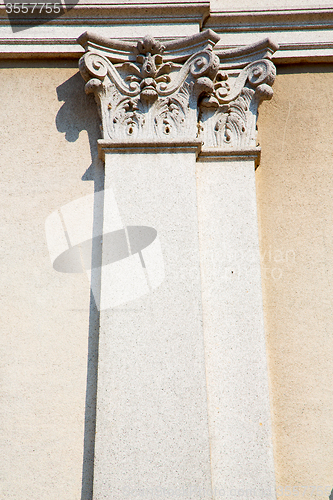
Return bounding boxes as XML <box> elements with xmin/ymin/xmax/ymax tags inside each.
<box><xmin>0</xmin><ymin>1</ymin><xmax>209</xmax><ymax>58</ymax></box>
<box><xmin>205</xmin><ymin>7</ymin><xmax>333</xmax><ymax>31</ymax></box>
<box><xmin>1</xmin><ymin>4</ymin><xmax>332</xmax><ymax>63</ymax></box>
<box><xmin>0</xmin><ymin>1</ymin><xmax>210</xmax><ymax>25</ymax></box>
<box><xmin>204</xmin><ymin>7</ymin><xmax>333</xmax><ymax>64</ymax></box>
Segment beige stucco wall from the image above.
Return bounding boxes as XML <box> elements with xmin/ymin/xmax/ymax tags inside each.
<box><xmin>1</xmin><ymin>60</ymin><xmax>333</xmax><ymax>499</ymax></box>
<box><xmin>0</xmin><ymin>61</ymin><xmax>101</xmax><ymax>500</ymax></box>
<box><xmin>257</xmin><ymin>64</ymin><xmax>333</xmax><ymax>500</ymax></box>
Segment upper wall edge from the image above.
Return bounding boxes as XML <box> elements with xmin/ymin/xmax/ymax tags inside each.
<box><xmin>1</xmin><ymin>3</ymin><xmax>333</xmax><ymax>63</ymax></box>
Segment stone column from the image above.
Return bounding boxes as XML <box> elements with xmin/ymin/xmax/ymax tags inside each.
<box><xmin>78</xmin><ymin>30</ymin><xmax>278</xmax><ymax>500</ymax></box>
<box><xmin>197</xmin><ymin>152</ymin><xmax>274</xmax><ymax>499</ymax></box>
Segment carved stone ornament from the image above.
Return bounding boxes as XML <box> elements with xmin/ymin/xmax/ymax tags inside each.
<box><xmin>78</xmin><ymin>30</ymin><xmax>278</xmax><ymax>150</ymax></box>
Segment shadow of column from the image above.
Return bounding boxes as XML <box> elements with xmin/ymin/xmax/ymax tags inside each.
<box><xmin>56</xmin><ymin>72</ymin><xmax>104</xmax><ymax>500</ymax></box>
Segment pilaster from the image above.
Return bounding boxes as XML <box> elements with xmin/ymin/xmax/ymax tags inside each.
<box><xmin>78</xmin><ymin>29</ymin><xmax>278</xmax><ymax>500</ymax></box>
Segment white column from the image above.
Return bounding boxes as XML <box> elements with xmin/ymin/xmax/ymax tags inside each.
<box><xmin>93</xmin><ymin>144</ymin><xmax>213</xmax><ymax>500</ymax></box>
<box><xmin>197</xmin><ymin>151</ymin><xmax>275</xmax><ymax>499</ymax></box>
<box><xmin>77</xmin><ymin>29</ymin><xmax>278</xmax><ymax>500</ymax></box>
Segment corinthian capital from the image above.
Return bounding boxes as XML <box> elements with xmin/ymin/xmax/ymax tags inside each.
<box><xmin>78</xmin><ymin>30</ymin><xmax>278</xmax><ymax>150</ymax></box>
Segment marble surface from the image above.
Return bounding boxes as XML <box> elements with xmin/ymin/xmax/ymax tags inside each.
<box><xmin>197</xmin><ymin>157</ymin><xmax>276</xmax><ymax>499</ymax></box>
<box><xmin>94</xmin><ymin>150</ymin><xmax>213</xmax><ymax>499</ymax></box>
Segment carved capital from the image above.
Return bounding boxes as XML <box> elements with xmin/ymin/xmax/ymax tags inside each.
<box><xmin>198</xmin><ymin>58</ymin><xmax>276</xmax><ymax>149</ymax></box>
<box><xmin>78</xmin><ymin>30</ymin><xmax>277</xmax><ymax>150</ymax></box>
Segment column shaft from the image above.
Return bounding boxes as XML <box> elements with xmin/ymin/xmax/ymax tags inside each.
<box><xmin>196</xmin><ymin>156</ymin><xmax>276</xmax><ymax>498</ymax></box>
<box><xmin>94</xmin><ymin>147</ymin><xmax>213</xmax><ymax>500</ymax></box>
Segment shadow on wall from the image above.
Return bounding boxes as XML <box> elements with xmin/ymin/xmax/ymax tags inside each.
<box><xmin>6</xmin><ymin>0</ymin><xmax>80</xmax><ymax>33</ymax></box>
<box><xmin>56</xmin><ymin>71</ymin><xmax>102</xmax><ymax>181</ymax></box>
<box><xmin>56</xmin><ymin>72</ymin><xmax>103</xmax><ymax>500</ymax></box>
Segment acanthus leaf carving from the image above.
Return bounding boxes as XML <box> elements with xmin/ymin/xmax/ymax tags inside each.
<box><xmin>78</xmin><ymin>31</ymin><xmax>277</xmax><ymax>149</ymax></box>
<box><xmin>198</xmin><ymin>58</ymin><xmax>276</xmax><ymax>149</ymax></box>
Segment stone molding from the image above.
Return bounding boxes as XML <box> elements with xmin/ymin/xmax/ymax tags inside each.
<box><xmin>78</xmin><ymin>30</ymin><xmax>277</xmax><ymax>153</ymax></box>
<box><xmin>1</xmin><ymin>4</ymin><xmax>333</xmax><ymax>63</ymax></box>
<box><xmin>97</xmin><ymin>139</ymin><xmax>202</xmax><ymax>159</ymax></box>
<box><xmin>205</xmin><ymin>7</ymin><xmax>333</xmax><ymax>64</ymax></box>
<box><xmin>0</xmin><ymin>0</ymin><xmax>210</xmax><ymax>28</ymax></box>
<box><xmin>97</xmin><ymin>140</ymin><xmax>261</xmax><ymax>165</ymax></box>
<box><xmin>198</xmin><ymin>147</ymin><xmax>261</xmax><ymax>165</ymax></box>
<box><xmin>0</xmin><ymin>1</ymin><xmax>208</xmax><ymax>58</ymax></box>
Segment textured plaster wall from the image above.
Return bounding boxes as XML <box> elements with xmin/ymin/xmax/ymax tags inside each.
<box><xmin>0</xmin><ymin>61</ymin><xmax>101</xmax><ymax>500</ymax></box>
<box><xmin>257</xmin><ymin>64</ymin><xmax>333</xmax><ymax>500</ymax></box>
